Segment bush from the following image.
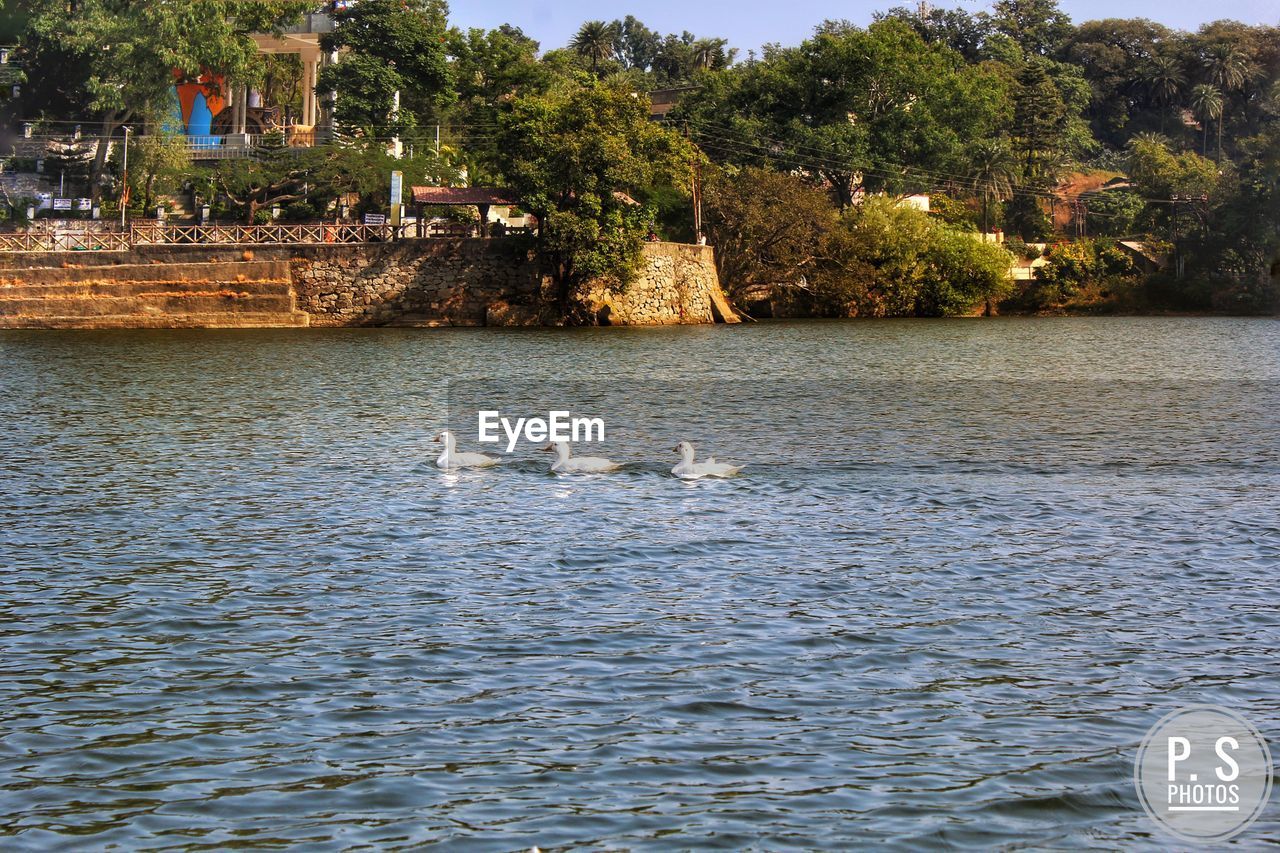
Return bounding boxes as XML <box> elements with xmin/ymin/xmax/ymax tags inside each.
<box><xmin>1033</xmin><ymin>238</ymin><xmax>1136</xmax><ymax>303</ymax></box>
<box><xmin>927</xmin><ymin>192</ymin><xmax>976</xmax><ymax>229</ymax></box>
<box><xmin>1004</xmin><ymin>236</ymin><xmax>1041</xmax><ymax>261</ymax></box>
<box><xmin>810</xmin><ymin>197</ymin><xmax>1013</xmax><ymax>317</ymax></box>
<box><xmin>283</xmin><ymin>201</ymin><xmax>317</xmax><ymax>222</ymax></box>
<box><xmin>1084</xmin><ymin>189</ymin><xmax>1144</xmax><ymax>237</ymax></box>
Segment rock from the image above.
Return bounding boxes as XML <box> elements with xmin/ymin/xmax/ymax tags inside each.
<box><xmin>485</xmin><ymin>300</ymin><xmax>543</xmax><ymax>326</ymax></box>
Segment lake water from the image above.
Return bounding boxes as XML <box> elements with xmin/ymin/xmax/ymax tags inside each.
<box><xmin>1</xmin><ymin>317</ymin><xmax>1277</xmax><ymax>849</ymax></box>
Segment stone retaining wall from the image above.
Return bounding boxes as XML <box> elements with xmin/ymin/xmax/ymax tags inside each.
<box><xmin>289</xmin><ymin>239</ymin><xmax>733</xmax><ymax>327</ymax></box>
<box><xmin>582</xmin><ymin>242</ymin><xmax>726</xmax><ymax>326</ymax></box>
<box><xmin>0</xmin><ymin>238</ymin><xmax>736</xmax><ymax>327</ymax></box>
<box><xmin>289</xmin><ymin>239</ymin><xmax>541</xmax><ymax>327</ymax></box>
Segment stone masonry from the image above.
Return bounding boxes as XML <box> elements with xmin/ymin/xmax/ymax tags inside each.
<box><xmin>0</xmin><ymin>238</ymin><xmax>738</xmax><ymax>328</ymax></box>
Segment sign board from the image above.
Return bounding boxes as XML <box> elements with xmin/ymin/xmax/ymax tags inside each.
<box><xmin>52</xmin><ymin>198</ymin><xmax>72</xmax><ymax>211</ymax></box>
<box><xmin>363</xmin><ymin>213</ymin><xmax>386</xmax><ymax>225</ymax></box>
<box><xmin>390</xmin><ymin>171</ymin><xmax>403</xmax><ymax>207</ymax></box>
<box><xmin>75</xmin><ymin>198</ymin><xmax>92</xmax><ymax>211</ymax></box>
<box><xmin>390</xmin><ymin>170</ymin><xmax>403</xmax><ymax>226</ymax></box>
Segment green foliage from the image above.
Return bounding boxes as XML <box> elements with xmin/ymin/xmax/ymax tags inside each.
<box><xmin>23</xmin><ymin>1</ymin><xmax>311</xmax><ymax>115</ymax></box>
<box><xmin>674</xmin><ymin>19</ymin><xmax>1009</xmax><ymax>205</ymax></box>
<box><xmin>11</xmin><ymin>0</ymin><xmax>1280</xmax><ymax>317</ymax></box>
<box><xmin>447</xmin><ymin>25</ymin><xmax>550</xmax><ymax>177</ymax></box>
<box><xmin>318</xmin><ymin>0</ymin><xmax>454</xmax><ymax>134</ymax></box>
<box><xmin>1004</xmin><ymin>194</ymin><xmax>1053</xmax><ymax>241</ymax></box>
<box><xmin>569</xmin><ymin>21</ymin><xmax>618</xmax><ymax>75</ymax></box>
<box><xmin>126</xmin><ymin>128</ymin><xmax>191</xmax><ymax>211</ymax></box>
<box><xmin>1004</xmin><ymin>236</ymin><xmax>1042</xmax><ymax>260</ymax></box>
<box><xmin>875</xmin><ymin>6</ymin><xmax>994</xmax><ymax>63</ymax></box>
<box><xmin>1033</xmin><ymin>237</ymin><xmax>1136</xmax><ymax>302</ymax></box>
<box><xmin>989</xmin><ymin>0</ymin><xmax>1073</xmax><ymax>56</ymax></box>
<box><xmin>1084</xmin><ymin>189</ymin><xmax>1145</xmax><ymax>236</ymax></box>
<box><xmin>209</xmin><ymin>142</ymin><xmax>461</xmax><ymax>223</ymax></box>
<box><xmin>702</xmin><ymin>166</ymin><xmax>838</xmax><ymax>301</ymax></box>
<box><xmin>497</xmin><ymin>80</ymin><xmax>696</xmax><ymax>309</ymax></box>
<box><xmin>810</xmin><ymin>197</ymin><xmax>1013</xmax><ymax>317</ymax></box>
<box><xmin>927</xmin><ymin>192</ymin><xmax>977</xmax><ymax>230</ymax></box>
<box><xmin>1125</xmin><ymin>135</ymin><xmax>1220</xmax><ymax>201</ymax></box>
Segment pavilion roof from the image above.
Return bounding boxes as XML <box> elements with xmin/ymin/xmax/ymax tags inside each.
<box><xmin>411</xmin><ymin>187</ymin><xmax>518</xmax><ymax>205</ymax></box>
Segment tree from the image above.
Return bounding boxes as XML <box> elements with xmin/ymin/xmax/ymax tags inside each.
<box><xmin>613</xmin><ymin>16</ymin><xmax>661</xmax><ymax>71</ymax></box>
<box><xmin>570</xmin><ymin>21</ymin><xmax>619</xmax><ymax>75</ymax></box>
<box><xmin>1006</xmin><ymin>59</ymin><xmax>1069</xmax><ymax>238</ymax></box>
<box><xmin>211</xmin><ymin>141</ymin><xmax>461</xmax><ymax>223</ymax></box>
<box><xmin>967</xmin><ymin>138</ymin><xmax>1019</xmax><ymax>233</ymax></box>
<box><xmin>1143</xmin><ymin>54</ymin><xmax>1185</xmax><ymax>133</ymax></box>
<box><xmin>497</xmin><ymin>81</ymin><xmax>696</xmax><ymax>314</ymax></box>
<box><xmin>1060</xmin><ymin>18</ymin><xmax>1174</xmax><ymax>142</ymax></box>
<box><xmin>675</xmin><ymin>19</ymin><xmax>1009</xmax><ymax>206</ymax></box>
<box><xmin>988</xmin><ymin>0</ymin><xmax>1073</xmax><ymax>57</ymax></box>
<box><xmin>21</xmin><ymin>0</ymin><xmax>311</xmax><ymax>200</ymax></box>
<box><xmin>1083</xmin><ymin>189</ymin><xmax>1145</xmax><ymax>236</ymax></box>
<box><xmin>1203</xmin><ymin>44</ymin><xmax>1251</xmax><ymax>160</ymax></box>
<box><xmin>447</xmin><ymin>25</ymin><xmax>549</xmax><ymax>176</ymax></box>
<box><xmin>130</xmin><ymin>129</ymin><xmax>191</xmax><ymax>212</ymax></box>
<box><xmin>1206</xmin><ymin>43</ymin><xmax>1250</xmax><ymax>95</ymax></box>
<box><xmin>814</xmin><ymin>196</ymin><xmax>1012</xmax><ymax>316</ymax></box>
<box><xmin>876</xmin><ymin>6</ymin><xmax>994</xmax><ymax>63</ymax></box>
<box><xmin>1012</xmin><ymin>59</ymin><xmax>1068</xmax><ymax>176</ymax></box>
<box><xmin>1189</xmin><ymin>83</ymin><xmax>1224</xmax><ymax>157</ymax></box>
<box><xmin>702</xmin><ymin>166</ymin><xmax>837</xmax><ymax>303</ymax></box>
<box><xmin>318</xmin><ymin>0</ymin><xmax>455</xmax><ymax>135</ymax></box>
<box><xmin>1126</xmin><ymin>134</ymin><xmax>1219</xmax><ymax>201</ymax></box>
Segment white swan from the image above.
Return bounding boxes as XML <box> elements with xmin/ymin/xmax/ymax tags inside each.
<box><xmin>671</xmin><ymin>441</ymin><xmax>742</xmax><ymax>479</ymax></box>
<box><xmin>434</xmin><ymin>430</ymin><xmax>497</xmax><ymax>470</ymax></box>
<box><xmin>544</xmin><ymin>440</ymin><xmax>621</xmax><ymax>474</ymax></box>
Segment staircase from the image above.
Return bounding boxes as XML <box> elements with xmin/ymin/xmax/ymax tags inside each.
<box><xmin>0</xmin><ymin>261</ymin><xmax>309</xmax><ymax>328</ymax></box>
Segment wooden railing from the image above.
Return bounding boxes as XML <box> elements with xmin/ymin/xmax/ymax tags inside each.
<box><xmin>128</xmin><ymin>222</ymin><xmax>398</xmax><ymax>245</ymax></box>
<box><xmin>0</xmin><ymin>230</ymin><xmax>132</xmax><ymax>252</ymax></box>
<box><xmin>0</xmin><ymin>221</ymin><xmax>527</xmax><ymax>252</ymax></box>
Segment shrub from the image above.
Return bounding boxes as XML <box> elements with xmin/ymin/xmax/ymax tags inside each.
<box><xmin>1004</xmin><ymin>236</ymin><xmax>1042</xmax><ymax>261</ymax></box>
<box><xmin>1034</xmin><ymin>238</ymin><xmax>1135</xmax><ymax>302</ymax></box>
<box><xmin>811</xmin><ymin>197</ymin><xmax>1013</xmax><ymax>317</ymax></box>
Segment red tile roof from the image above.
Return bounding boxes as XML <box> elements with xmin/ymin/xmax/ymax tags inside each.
<box><xmin>411</xmin><ymin>186</ymin><xmax>518</xmax><ymax>205</ymax></box>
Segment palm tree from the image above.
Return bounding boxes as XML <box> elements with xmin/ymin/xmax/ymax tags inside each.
<box><xmin>1206</xmin><ymin>44</ymin><xmax>1249</xmax><ymax>94</ymax></box>
<box><xmin>1204</xmin><ymin>44</ymin><xmax>1250</xmax><ymax>160</ymax></box>
<box><xmin>967</xmin><ymin>139</ymin><xmax>1018</xmax><ymax>234</ymax></box>
<box><xmin>690</xmin><ymin>38</ymin><xmax>733</xmax><ymax>72</ymax></box>
<box><xmin>1142</xmin><ymin>54</ymin><xmax>1184</xmax><ymax>133</ymax></box>
<box><xmin>570</xmin><ymin>21</ymin><xmax>618</xmax><ymax>75</ymax></box>
<box><xmin>1188</xmin><ymin>83</ymin><xmax>1223</xmax><ymax>157</ymax></box>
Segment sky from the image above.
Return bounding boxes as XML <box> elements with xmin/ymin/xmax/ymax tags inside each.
<box><xmin>450</xmin><ymin>0</ymin><xmax>1278</xmax><ymax>55</ymax></box>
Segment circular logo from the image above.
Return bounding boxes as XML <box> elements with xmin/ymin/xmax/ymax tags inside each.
<box><xmin>1135</xmin><ymin>705</ymin><xmax>1273</xmax><ymax>843</ymax></box>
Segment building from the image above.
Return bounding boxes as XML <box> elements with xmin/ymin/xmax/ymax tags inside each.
<box><xmin>175</xmin><ymin>11</ymin><xmax>337</xmax><ymax>157</ymax></box>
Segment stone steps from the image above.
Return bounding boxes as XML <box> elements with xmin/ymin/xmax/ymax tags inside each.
<box><xmin>0</xmin><ymin>293</ymin><xmax>295</xmax><ymax>317</ymax></box>
<box><xmin>0</xmin><ymin>312</ymin><xmax>310</xmax><ymax>329</ymax></box>
<box><xmin>0</xmin><ymin>278</ymin><xmax>290</xmax><ymax>299</ymax></box>
<box><xmin>0</xmin><ymin>260</ymin><xmax>308</xmax><ymax>329</ymax></box>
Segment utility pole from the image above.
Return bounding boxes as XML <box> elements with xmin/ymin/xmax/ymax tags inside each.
<box><xmin>686</xmin><ymin>122</ymin><xmax>702</xmax><ymax>242</ymax></box>
<box><xmin>434</xmin><ymin>124</ymin><xmax>440</xmax><ymax>156</ymax></box>
<box><xmin>119</xmin><ymin>126</ymin><xmax>130</xmax><ymax>230</ymax></box>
